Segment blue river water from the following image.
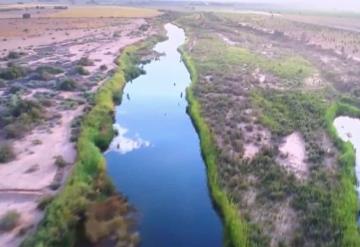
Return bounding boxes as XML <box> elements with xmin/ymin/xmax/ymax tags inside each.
<box><xmin>105</xmin><ymin>23</ymin><xmax>223</xmax><ymax>247</ymax></box>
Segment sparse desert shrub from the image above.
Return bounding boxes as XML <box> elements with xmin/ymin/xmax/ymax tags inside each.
<box><xmin>139</xmin><ymin>24</ymin><xmax>150</xmax><ymax>32</ymax></box>
<box><xmin>0</xmin><ymin>65</ymin><xmax>26</xmax><ymax>80</ymax></box>
<box><xmin>0</xmin><ymin>210</ymin><xmax>20</xmax><ymax>231</ymax></box>
<box><xmin>22</xmin><ymin>13</ymin><xmax>31</xmax><ymax>19</ymax></box>
<box><xmin>54</xmin><ymin>155</ymin><xmax>68</xmax><ymax>168</ymax></box>
<box><xmin>32</xmin><ymin>139</ymin><xmax>42</xmax><ymax>145</ymax></box>
<box><xmin>4</xmin><ymin>123</ymin><xmax>26</xmax><ymax>139</ymax></box>
<box><xmin>34</xmin><ymin>66</ymin><xmax>63</xmax><ymax>81</ymax></box>
<box><xmin>48</xmin><ymin>182</ymin><xmax>61</xmax><ymax>191</ymax></box>
<box><xmin>36</xmin><ymin>66</ymin><xmax>63</xmax><ymax>75</ymax></box>
<box><xmin>2</xmin><ymin>98</ymin><xmax>43</xmax><ymax>139</ymax></box>
<box><xmin>113</xmin><ymin>32</ymin><xmax>121</xmax><ymax>38</ymax></box>
<box><xmin>57</xmin><ymin>79</ymin><xmax>77</xmax><ymax>91</ymax></box>
<box><xmin>35</xmin><ymin>70</ymin><xmax>52</xmax><ymax>81</ymax></box>
<box><xmin>7</xmin><ymin>51</ymin><xmax>25</xmax><ymax>60</ymax></box>
<box><xmin>78</xmin><ymin>57</ymin><xmax>94</xmax><ymax>66</ymax></box>
<box><xmin>39</xmin><ymin>98</ymin><xmax>53</xmax><ymax>107</ymax></box>
<box><xmin>0</xmin><ymin>143</ymin><xmax>15</xmax><ymax>163</ymax></box>
<box><xmin>37</xmin><ymin>195</ymin><xmax>54</xmax><ymax>210</ymax></box>
<box><xmin>100</xmin><ymin>64</ymin><xmax>108</xmax><ymax>71</ymax></box>
<box><xmin>75</xmin><ymin>66</ymin><xmax>90</xmax><ymax>75</ymax></box>
<box><xmin>0</xmin><ymin>79</ymin><xmax>5</xmax><ymax>87</ymax></box>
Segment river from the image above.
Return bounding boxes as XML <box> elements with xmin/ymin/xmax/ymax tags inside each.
<box><xmin>105</xmin><ymin>23</ymin><xmax>223</xmax><ymax>246</ymax></box>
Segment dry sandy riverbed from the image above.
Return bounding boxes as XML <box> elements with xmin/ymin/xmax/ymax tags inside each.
<box><xmin>0</xmin><ymin>15</ymin><xmax>155</xmax><ymax>246</ymax></box>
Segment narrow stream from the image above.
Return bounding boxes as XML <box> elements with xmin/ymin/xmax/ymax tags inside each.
<box><xmin>105</xmin><ymin>24</ymin><xmax>222</xmax><ymax>246</ymax></box>
<box><xmin>334</xmin><ymin>116</ymin><xmax>360</xmax><ymax>215</ymax></box>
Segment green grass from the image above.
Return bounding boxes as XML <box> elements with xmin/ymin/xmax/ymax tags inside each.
<box><xmin>192</xmin><ymin>35</ymin><xmax>314</xmax><ymax>83</ymax></box>
<box><xmin>325</xmin><ymin>102</ymin><xmax>360</xmax><ymax>247</ymax></box>
<box><xmin>181</xmin><ymin>48</ymin><xmax>249</xmax><ymax>247</ymax></box>
<box><xmin>21</xmin><ymin>37</ymin><xmax>161</xmax><ymax>247</ymax></box>
<box><xmin>251</xmin><ymin>90</ymin><xmax>325</xmax><ymax>136</ymax></box>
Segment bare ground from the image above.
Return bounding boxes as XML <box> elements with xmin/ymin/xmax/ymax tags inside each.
<box><xmin>0</xmin><ymin>16</ymin><xmax>155</xmax><ymax>246</ymax></box>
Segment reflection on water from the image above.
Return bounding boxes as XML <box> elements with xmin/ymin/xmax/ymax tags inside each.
<box><xmin>109</xmin><ymin>123</ymin><xmax>150</xmax><ymax>154</ymax></box>
<box><xmin>105</xmin><ymin>23</ymin><xmax>223</xmax><ymax>247</ymax></box>
<box><xmin>334</xmin><ymin>116</ymin><xmax>360</xmax><ymax>194</ymax></box>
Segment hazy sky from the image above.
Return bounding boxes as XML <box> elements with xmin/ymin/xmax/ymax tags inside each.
<box><xmin>216</xmin><ymin>0</ymin><xmax>360</xmax><ymax>11</ymax></box>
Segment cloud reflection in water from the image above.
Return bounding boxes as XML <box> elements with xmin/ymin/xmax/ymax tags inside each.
<box><xmin>109</xmin><ymin>123</ymin><xmax>150</xmax><ymax>154</ymax></box>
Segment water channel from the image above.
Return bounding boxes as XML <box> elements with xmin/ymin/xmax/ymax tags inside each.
<box><xmin>105</xmin><ymin>23</ymin><xmax>223</xmax><ymax>247</ymax></box>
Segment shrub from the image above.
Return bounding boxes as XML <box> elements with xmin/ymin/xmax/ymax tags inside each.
<box><xmin>0</xmin><ymin>210</ymin><xmax>20</xmax><ymax>231</ymax></box>
<box><xmin>4</xmin><ymin>123</ymin><xmax>24</xmax><ymax>139</ymax></box>
<box><xmin>37</xmin><ymin>195</ymin><xmax>54</xmax><ymax>210</ymax></box>
<box><xmin>7</xmin><ymin>51</ymin><xmax>25</xmax><ymax>60</ymax></box>
<box><xmin>36</xmin><ymin>66</ymin><xmax>63</xmax><ymax>75</ymax></box>
<box><xmin>100</xmin><ymin>64</ymin><xmax>108</xmax><ymax>71</ymax></box>
<box><xmin>57</xmin><ymin>79</ymin><xmax>77</xmax><ymax>91</ymax></box>
<box><xmin>54</xmin><ymin>155</ymin><xmax>68</xmax><ymax>168</ymax></box>
<box><xmin>0</xmin><ymin>143</ymin><xmax>15</xmax><ymax>163</ymax></box>
<box><xmin>0</xmin><ymin>65</ymin><xmax>26</xmax><ymax>80</ymax></box>
<box><xmin>78</xmin><ymin>57</ymin><xmax>94</xmax><ymax>66</ymax></box>
<box><xmin>22</xmin><ymin>13</ymin><xmax>31</xmax><ymax>19</ymax></box>
<box><xmin>75</xmin><ymin>66</ymin><xmax>90</xmax><ymax>76</ymax></box>
<box><xmin>0</xmin><ymin>79</ymin><xmax>5</xmax><ymax>87</ymax></box>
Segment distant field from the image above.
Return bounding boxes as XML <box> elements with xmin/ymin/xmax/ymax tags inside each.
<box><xmin>50</xmin><ymin>6</ymin><xmax>161</xmax><ymax>18</ymax></box>
<box><xmin>282</xmin><ymin>14</ymin><xmax>360</xmax><ymax>32</ymax></box>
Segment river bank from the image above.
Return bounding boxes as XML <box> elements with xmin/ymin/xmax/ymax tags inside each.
<box><xmin>20</xmin><ymin>35</ymin><xmax>164</xmax><ymax>246</ymax></box>
<box><xmin>180</xmin><ymin>49</ymin><xmax>249</xmax><ymax>247</ymax></box>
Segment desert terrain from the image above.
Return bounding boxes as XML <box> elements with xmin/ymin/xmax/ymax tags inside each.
<box><xmin>1</xmin><ymin>2</ymin><xmax>360</xmax><ymax>247</ymax></box>
<box><xmin>177</xmin><ymin>11</ymin><xmax>360</xmax><ymax>246</ymax></box>
<box><xmin>0</xmin><ymin>5</ymin><xmax>160</xmax><ymax>246</ymax></box>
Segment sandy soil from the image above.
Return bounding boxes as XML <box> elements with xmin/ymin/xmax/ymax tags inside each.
<box><xmin>0</xmin><ymin>104</ymin><xmax>81</xmax><ymax>246</ymax></box>
<box><xmin>0</xmin><ymin>18</ymin><xmax>144</xmax><ymax>52</ymax></box>
<box><xmin>242</xmin><ymin>123</ymin><xmax>271</xmax><ymax>159</ymax></box>
<box><xmin>0</xmin><ymin>16</ymin><xmax>154</xmax><ymax>246</ymax></box>
<box><xmin>277</xmin><ymin>131</ymin><xmax>308</xmax><ymax>179</ymax></box>
<box><xmin>218</xmin><ymin>33</ymin><xmax>238</xmax><ymax>45</ymax></box>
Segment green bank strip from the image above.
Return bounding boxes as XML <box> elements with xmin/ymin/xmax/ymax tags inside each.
<box><xmin>22</xmin><ymin>39</ymin><xmax>158</xmax><ymax>247</ymax></box>
<box><xmin>325</xmin><ymin>102</ymin><xmax>360</xmax><ymax>247</ymax></box>
<box><xmin>181</xmin><ymin>50</ymin><xmax>249</xmax><ymax>247</ymax></box>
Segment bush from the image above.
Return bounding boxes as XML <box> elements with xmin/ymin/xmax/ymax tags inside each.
<box><xmin>0</xmin><ymin>143</ymin><xmax>15</xmax><ymax>163</ymax></box>
<box><xmin>54</xmin><ymin>155</ymin><xmax>68</xmax><ymax>168</ymax></box>
<box><xmin>34</xmin><ymin>66</ymin><xmax>63</xmax><ymax>81</ymax></box>
<box><xmin>75</xmin><ymin>66</ymin><xmax>90</xmax><ymax>76</ymax></box>
<box><xmin>0</xmin><ymin>210</ymin><xmax>20</xmax><ymax>231</ymax></box>
<box><xmin>0</xmin><ymin>79</ymin><xmax>5</xmax><ymax>87</ymax></box>
<box><xmin>36</xmin><ymin>66</ymin><xmax>63</xmax><ymax>75</ymax></box>
<box><xmin>100</xmin><ymin>64</ymin><xmax>108</xmax><ymax>71</ymax></box>
<box><xmin>7</xmin><ymin>51</ymin><xmax>25</xmax><ymax>60</ymax></box>
<box><xmin>0</xmin><ymin>65</ymin><xmax>26</xmax><ymax>80</ymax></box>
<box><xmin>37</xmin><ymin>195</ymin><xmax>54</xmax><ymax>210</ymax></box>
<box><xmin>78</xmin><ymin>57</ymin><xmax>94</xmax><ymax>66</ymax></box>
<box><xmin>22</xmin><ymin>13</ymin><xmax>31</xmax><ymax>19</ymax></box>
<box><xmin>57</xmin><ymin>79</ymin><xmax>77</xmax><ymax>91</ymax></box>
